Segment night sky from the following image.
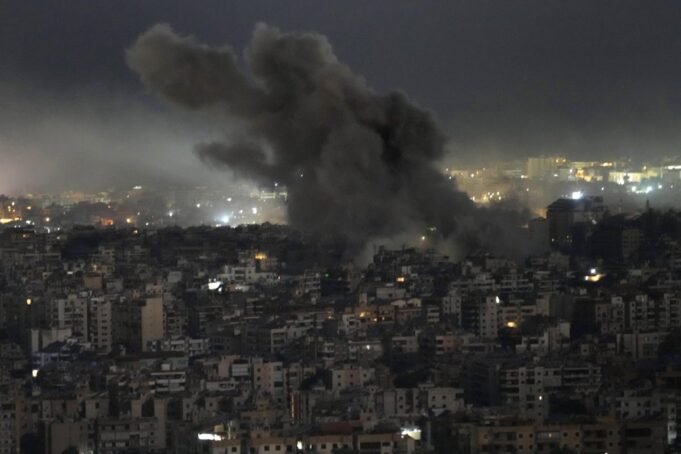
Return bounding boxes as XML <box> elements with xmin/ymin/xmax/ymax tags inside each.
<box><xmin>1</xmin><ymin>0</ymin><xmax>681</xmax><ymax>194</ymax></box>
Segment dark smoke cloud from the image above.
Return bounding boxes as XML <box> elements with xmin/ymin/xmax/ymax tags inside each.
<box><xmin>127</xmin><ymin>23</ymin><xmax>526</xmax><ymax>256</ymax></box>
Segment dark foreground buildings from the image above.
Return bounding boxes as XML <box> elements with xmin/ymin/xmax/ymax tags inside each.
<box><xmin>2</xmin><ymin>197</ymin><xmax>681</xmax><ymax>453</ymax></box>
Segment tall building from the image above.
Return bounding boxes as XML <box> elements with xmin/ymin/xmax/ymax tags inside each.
<box><xmin>526</xmin><ymin>156</ymin><xmax>566</xmax><ymax>180</ymax></box>
<box><xmin>546</xmin><ymin>196</ymin><xmax>606</xmax><ymax>248</ymax></box>
<box><xmin>141</xmin><ymin>297</ymin><xmax>164</xmax><ymax>351</ymax></box>
<box><xmin>88</xmin><ymin>296</ymin><xmax>113</xmax><ymax>353</ymax></box>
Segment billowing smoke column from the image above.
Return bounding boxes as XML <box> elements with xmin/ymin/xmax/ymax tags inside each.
<box><xmin>127</xmin><ymin>23</ymin><xmax>520</xmax><ymax>257</ymax></box>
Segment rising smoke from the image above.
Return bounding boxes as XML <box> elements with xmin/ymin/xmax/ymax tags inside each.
<box><xmin>127</xmin><ymin>23</ymin><xmax>528</xmax><ymax>258</ymax></box>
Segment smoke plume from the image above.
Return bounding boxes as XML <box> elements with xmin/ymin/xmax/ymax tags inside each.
<box><xmin>127</xmin><ymin>23</ymin><xmax>524</xmax><ymax>256</ymax></box>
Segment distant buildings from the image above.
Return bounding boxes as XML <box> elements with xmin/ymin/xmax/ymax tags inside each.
<box><xmin>526</xmin><ymin>156</ymin><xmax>566</xmax><ymax>180</ymax></box>
<box><xmin>2</xmin><ymin>185</ymin><xmax>681</xmax><ymax>452</ymax></box>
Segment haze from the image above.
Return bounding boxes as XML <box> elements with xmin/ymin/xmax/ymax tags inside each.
<box><xmin>1</xmin><ymin>0</ymin><xmax>681</xmax><ymax>194</ymax></box>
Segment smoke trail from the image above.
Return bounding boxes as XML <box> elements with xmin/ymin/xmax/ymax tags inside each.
<box><xmin>127</xmin><ymin>23</ymin><xmax>524</xmax><ymax>257</ymax></box>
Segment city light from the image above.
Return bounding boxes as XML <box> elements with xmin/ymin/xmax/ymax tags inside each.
<box><xmin>400</xmin><ymin>427</ymin><xmax>422</xmax><ymax>440</ymax></box>
<box><xmin>585</xmin><ymin>274</ymin><xmax>604</xmax><ymax>282</ymax></box>
<box><xmin>207</xmin><ymin>281</ymin><xmax>222</xmax><ymax>291</ymax></box>
<box><xmin>5</xmin><ymin>18</ymin><xmax>681</xmax><ymax>450</ymax></box>
<box><xmin>197</xmin><ymin>433</ymin><xmax>224</xmax><ymax>441</ymax></box>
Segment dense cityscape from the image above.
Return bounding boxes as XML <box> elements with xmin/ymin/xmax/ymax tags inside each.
<box><xmin>3</xmin><ymin>156</ymin><xmax>681</xmax><ymax>453</ymax></box>
<box><xmin>4</xmin><ymin>1</ymin><xmax>681</xmax><ymax>453</ymax></box>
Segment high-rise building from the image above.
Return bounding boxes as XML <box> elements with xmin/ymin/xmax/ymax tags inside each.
<box><xmin>526</xmin><ymin>156</ymin><xmax>566</xmax><ymax>180</ymax></box>
<box><xmin>141</xmin><ymin>297</ymin><xmax>164</xmax><ymax>351</ymax></box>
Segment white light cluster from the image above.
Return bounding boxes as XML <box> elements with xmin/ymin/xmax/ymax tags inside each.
<box><xmin>197</xmin><ymin>433</ymin><xmax>224</xmax><ymax>441</ymax></box>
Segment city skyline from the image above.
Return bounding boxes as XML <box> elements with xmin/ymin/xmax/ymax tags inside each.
<box><xmin>4</xmin><ymin>3</ymin><xmax>681</xmax><ymax>454</ymax></box>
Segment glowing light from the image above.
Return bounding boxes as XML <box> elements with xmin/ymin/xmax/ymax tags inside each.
<box><xmin>538</xmin><ymin>395</ymin><xmax>543</xmax><ymax>401</ymax></box>
<box><xmin>590</xmin><ymin>268</ymin><xmax>597</xmax><ymax>275</ymax></box>
<box><xmin>252</xmin><ymin>207</ymin><xmax>258</xmax><ymax>215</ymax></box>
<box><xmin>196</xmin><ymin>203</ymin><xmax>201</xmax><ymax>208</ymax></box>
<box><xmin>365</xmin><ymin>345</ymin><xmax>371</xmax><ymax>350</ymax></box>
<box><xmin>420</xmin><ymin>235</ymin><xmax>426</xmax><ymax>241</ymax></box>
<box><xmin>220</xmin><ymin>215</ymin><xmax>230</xmax><ymax>224</ymax></box>
<box><xmin>296</xmin><ymin>441</ymin><xmax>303</xmax><ymax>450</ymax></box>
<box><xmin>126</xmin><ymin>218</ymin><xmax>132</xmax><ymax>224</ymax></box>
<box><xmin>168</xmin><ymin>211</ymin><xmax>174</xmax><ymax>217</ymax></box>
<box><xmin>506</xmin><ymin>321</ymin><xmax>517</xmax><ymax>328</ymax></box>
<box><xmin>26</xmin><ymin>298</ymin><xmax>32</xmax><ymax>306</ymax></box>
<box><xmin>207</xmin><ymin>281</ymin><xmax>222</xmax><ymax>291</ymax></box>
<box><xmin>44</xmin><ymin>217</ymin><xmax>50</xmax><ymax>222</ymax></box>
<box><xmin>32</xmin><ymin>369</ymin><xmax>38</xmax><ymax>378</ymax></box>
<box><xmin>571</xmin><ymin>191</ymin><xmax>584</xmax><ymax>200</ymax></box>
<box><xmin>495</xmin><ymin>296</ymin><xmax>501</xmax><ymax>304</ymax></box>
<box><xmin>396</xmin><ymin>276</ymin><xmax>406</xmax><ymax>283</ymax></box>
<box><xmin>401</xmin><ymin>427</ymin><xmax>422</xmax><ymax>440</ymax></box>
<box><xmin>197</xmin><ymin>433</ymin><xmax>224</xmax><ymax>441</ymax></box>
<box><xmin>255</xmin><ymin>252</ymin><xmax>267</xmax><ymax>260</ymax></box>
<box><xmin>584</xmin><ymin>274</ymin><xmax>604</xmax><ymax>282</ymax></box>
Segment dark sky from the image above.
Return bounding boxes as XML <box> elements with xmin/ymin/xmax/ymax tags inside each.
<box><xmin>1</xmin><ymin>0</ymin><xmax>681</xmax><ymax>194</ymax></box>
